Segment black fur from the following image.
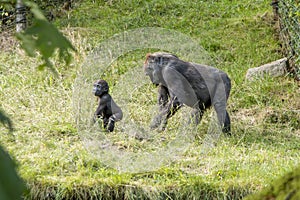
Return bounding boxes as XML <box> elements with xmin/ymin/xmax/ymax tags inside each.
<box><xmin>93</xmin><ymin>80</ymin><xmax>123</xmax><ymax>132</ymax></box>
<box><xmin>144</xmin><ymin>52</ymin><xmax>231</xmax><ymax>134</ymax></box>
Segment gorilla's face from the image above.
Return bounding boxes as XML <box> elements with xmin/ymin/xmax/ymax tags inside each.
<box><xmin>144</xmin><ymin>52</ymin><xmax>179</xmax><ymax>85</ymax></box>
<box><xmin>93</xmin><ymin>80</ymin><xmax>109</xmax><ymax>97</ymax></box>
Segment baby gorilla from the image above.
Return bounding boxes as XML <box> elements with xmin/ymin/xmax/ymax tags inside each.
<box><xmin>93</xmin><ymin>80</ymin><xmax>123</xmax><ymax>132</ymax></box>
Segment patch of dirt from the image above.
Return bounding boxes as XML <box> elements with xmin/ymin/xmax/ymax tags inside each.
<box><xmin>233</xmin><ymin>107</ymin><xmax>300</xmax><ymax>130</ymax></box>
<box><xmin>0</xmin><ymin>32</ymin><xmax>18</xmax><ymax>52</ymax></box>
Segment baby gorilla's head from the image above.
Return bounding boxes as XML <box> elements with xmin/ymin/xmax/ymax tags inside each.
<box><xmin>93</xmin><ymin>79</ymin><xmax>109</xmax><ymax>97</ymax></box>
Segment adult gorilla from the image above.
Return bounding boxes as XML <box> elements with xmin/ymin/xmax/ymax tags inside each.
<box><xmin>144</xmin><ymin>52</ymin><xmax>231</xmax><ymax>135</ymax></box>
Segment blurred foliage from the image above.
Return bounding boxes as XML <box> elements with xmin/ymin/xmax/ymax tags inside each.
<box><xmin>0</xmin><ymin>0</ymin><xmax>76</xmax><ymax>72</ymax></box>
<box><xmin>0</xmin><ymin>108</ymin><xmax>13</xmax><ymax>133</ymax></box>
<box><xmin>0</xmin><ymin>146</ymin><xmax>25</xmax><ymax>200</ymax></box>
<box><xmin>246</xmin><ymin>166</ymin><xmax>300</xmax><ymax>200</ymax></box>
<box><xmin>30</xmin><ymin>0</ymin><xmax>74</xmax><ymax>22</ymax></box>
<box><xmin>0</xmin><ymin>0</ymin><xmax>75</xmax><ymax>199</ymax></box>
<box><xmin>16</xmin><ymin>1</ymin><xmax>76</xmax><ymax>73</ymax></box>
<box><xmin>0</xmin><ymin>0</ymin><xmax>75</xmax><ymax>124</ymax></box>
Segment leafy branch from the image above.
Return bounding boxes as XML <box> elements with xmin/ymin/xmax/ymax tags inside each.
<box><xmin>16</xmin><ymin>0</ymin><xmax>76</xmax><ymax>74</ymax></box>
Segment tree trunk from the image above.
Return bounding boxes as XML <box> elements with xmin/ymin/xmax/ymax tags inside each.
<box><xmin>16</xmin><ymin>0</ymin><xmax>26</xmax><ymax>32</ymax></box>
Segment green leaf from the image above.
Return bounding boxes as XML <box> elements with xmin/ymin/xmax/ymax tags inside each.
<box><xmin>15</xmin><ymin>33</ymin><xmax>37</xmax><ymax>57</ymax></box>
<box><xmin>0</xmin><ymin>109</ymin><xmax>13</xmax><ymax>133</ymax></box>
<box><xmin>0</xmin><ymin>146</ymin><xmax>26</xmax><ymax>200</ymax></box>
<box><xmin>23</xmin><ymin>1</ymin><xmax>47</xmax><ymax>21</ymax></box>
<box><xmin>16</xmin><ymin>1</ymin><xmax>76</xmax><ymax>73</ymax></box>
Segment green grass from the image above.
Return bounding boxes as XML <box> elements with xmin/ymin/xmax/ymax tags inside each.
<box><xmin>1</xmin><ymin>0</ymin><xmax>300</xmax><ymax>199</ymax></box>
<box><xmin>246</xmin><ymin>165</ymin><xmax>300</xmax><ymax>200</ymax></box>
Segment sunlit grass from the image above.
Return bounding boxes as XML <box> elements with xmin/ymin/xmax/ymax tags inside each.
<box><xmin>1</xmin><ymin>0</ymin><xmax>300</xmax><ymax>199</ymax></box>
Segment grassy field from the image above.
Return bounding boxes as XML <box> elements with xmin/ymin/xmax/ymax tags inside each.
<box><xmin>1</xmin><ymin>0</ymin><xmax>300</xmax><ymax>199</ymax></box>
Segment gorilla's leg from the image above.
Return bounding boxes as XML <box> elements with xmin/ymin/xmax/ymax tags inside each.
<box><xmin>223</xmin><ymin>111</ymin><xmax>231</xmax><ymax>134</ymax></box>
<box><xmin>106</xmin><ymin>113</ymin><xmax>122</xmax><ymax>132</ymax></box>
<box><xmin>150</xmin><ymin>85</ymin><xmax>169</xmax><ymax>129</ymax></box>
<box><xmin>214</xmin><ymin>102</ymin><xmax>231</xmax><ymax>135</ymax></box>
<box><xmin>103</xmin><ymin>117</ymin><xmax>109</xmax><ymax>129</ymax></box>
<box><xmin>107</xmin><ymin>118</ymin><xmax>115</xmax><ymax>132</ymax></box>
<box><xmin>151</xmin><ymin>95</ymin><xmax>182</xmax><ymax>131</ymax></box>
<box><xmin>158</xmin><ymin>85</ymin><xmax>169</xmax><ymax>111</ymax></box>
<box><xmin>188</xmin><ymin>108</ymin><xmax>205</xmax><ymax>125</ymax></box>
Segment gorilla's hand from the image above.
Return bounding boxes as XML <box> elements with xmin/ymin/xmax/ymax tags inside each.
<box><xmin>107</xmin><ymin>116</ymin><xmax>115</xmax><ymax>132</ymax></box>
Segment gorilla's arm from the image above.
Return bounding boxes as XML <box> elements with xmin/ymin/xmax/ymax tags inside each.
<box><xmin>151</xmin><ymin>86</ymin><xmax>182</xmax><ymax>131</ymax></box>
<box><xmin>94</xmin><ymin>94</ymin><xmax>111</xmax><ymax>118</ymax></box>
<box><xmin>162</xmin><ymin>65</ymin><xmax>198</xmax><ymax>108</ymax></box>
